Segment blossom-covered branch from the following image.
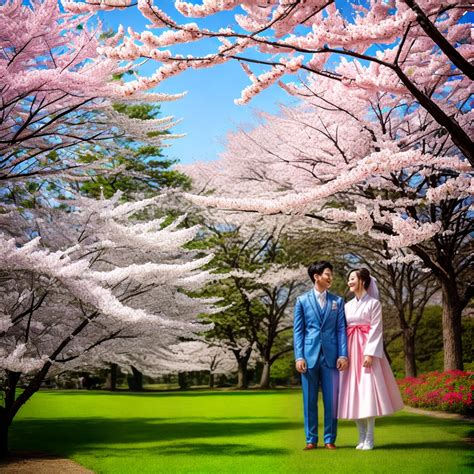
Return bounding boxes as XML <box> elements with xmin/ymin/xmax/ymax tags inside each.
<box><xmin>63</xmin><ymin>0</ymin><xmax>474</xmax><ymax>164</ymax></box>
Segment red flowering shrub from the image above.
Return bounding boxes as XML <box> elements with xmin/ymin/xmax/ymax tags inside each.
<box><xmin>398</xmin><ymin>371</ymin><xmax>473</xmax><ymax>416</ymax></box>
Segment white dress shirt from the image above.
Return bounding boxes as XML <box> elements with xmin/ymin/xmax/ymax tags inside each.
<box><xmin>314</xmin><ymin>288</ymin><xmax>327</xmax><ymax>308</ymax></box>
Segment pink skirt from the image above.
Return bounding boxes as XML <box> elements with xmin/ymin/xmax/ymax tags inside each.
<box><xmin>338</xmin><ymin>325</ymin><xmax>404</xmax><ymax>419</ymax></box>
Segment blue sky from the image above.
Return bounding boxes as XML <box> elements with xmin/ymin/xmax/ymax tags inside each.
<box><xmin>99</xmin><ymin>3</ymin><xmax>299</xmax><ymax>165</ymax></box>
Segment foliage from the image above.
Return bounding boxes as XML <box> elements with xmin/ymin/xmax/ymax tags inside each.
<box><xmin>268</xmin><ymin>351</ymin><xmax>297</xmax><ymax>385</ymax></box>
<box><xmin>388</xmin><ymin>306</ymin><xmax>474</xmax><ymax>377</ymax></box>
<box><xmin>79</xmin><ymin>104</ymin><xmax>190</xmax><ymax>200</ymax></box>
<box><xmin>398</xmin><ymin>370</ymin><xmax>473</xmax><ymax>416</ymax></box>
<box><xmin>181</xmin><ymin>209</ymin><xmax>307</xmax><ymax>387</ymax></box>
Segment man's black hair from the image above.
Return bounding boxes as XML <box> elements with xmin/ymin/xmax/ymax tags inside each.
<box><xmin>307</xmin><ymin>260</ymin><xmax>333</xmax><ymax>283</ymax></box>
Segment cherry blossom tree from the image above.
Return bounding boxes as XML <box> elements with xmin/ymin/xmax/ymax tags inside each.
<box><xmin>184</xmin><ymin>220</ymin><xmax>265</xmax><ymax>389</ymax></box>
<box><xmin>377</xmin><ymin>260</ymin><xmax>439</xmax><ymax>377</ymax></box>
<box><xmin>230</xmin><ymin>264</ymin><xmax>307</xmax><ymax>388</ymax></box>
<box><xmin>68</xmin><ymin>102</ymin><xmax>192</xmax><ymax>391</ymax></box>
<box><xmin>63</xmin><ymin>0</ymin><xmax>473</xmax><ymax>165</ymax></box>
<box><xmin>0</xmin><ymin>0</ymin><xmax>184</xmax><ymax>184</ymax></box>
<box><xmin>182</xmin><ymin>77</ymin><xmax>472</xmax><ymax>371</ymax></box>
<box><xmin>163</xmin><ymin>340</ymin><xmax>237</xmax><ymax>388</ymax></box>
<box><xmin>176</xmin><ymin>168</ymin><xmax>308</xmax><ymax>388</ymax></box>
<box><xmin>0</xmin><ymin>192</ymin><xmax>219</xmax><ymax>456</ymax></box>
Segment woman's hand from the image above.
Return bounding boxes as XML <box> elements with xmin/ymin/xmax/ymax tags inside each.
<box><xmin>363</xmin><ymin>355</ymin><xmax>373</xmax><ymax>368</ymax></box>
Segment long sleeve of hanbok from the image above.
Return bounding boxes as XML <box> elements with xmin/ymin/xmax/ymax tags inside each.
<box><xmin>337</xmin><ymin>300</ymin><xmax>348</xmax><ymax>358</ymax></box>
<box><xmin>363</xmin><ymin>300</ymin><xmax>384</xmax><ymax>358</ymax></box>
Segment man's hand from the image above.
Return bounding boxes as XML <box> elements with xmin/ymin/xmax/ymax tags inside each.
<box><xmin>337</xmin><ymin>357</ymin><xmax>348</xmax><ymax>371</ymax></box>
<box><xmin>295</xmin><ymin>359</ymin><xmax>307</xmax><ymax>374</ymax></box>
<box><xmin>363</xmin><ymin>355</ymin><xmax>373</xmax><ymax>368</ymax></box>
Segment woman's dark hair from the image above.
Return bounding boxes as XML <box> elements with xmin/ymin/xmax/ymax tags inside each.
<box><xmin>308</xmin><ymin>261</ymin><xmax>333</xmax><ymax>283</ymax></box>
<box><xmin>348</xmin><ymin>268</ymin><xmax>371</xmax><ymax>290</ymax></box>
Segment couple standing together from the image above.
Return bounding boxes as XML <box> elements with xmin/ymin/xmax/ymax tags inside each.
<box><xmin>293</xmin><ymin>261</ymin><xmax>403</xmax><ymax>451</ymax></box>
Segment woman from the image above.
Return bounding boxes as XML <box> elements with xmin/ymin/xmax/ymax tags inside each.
<box><xmin>338</xmin><ymin>268</ymin><xmax>404</xmax><ymax>450</ymax></box>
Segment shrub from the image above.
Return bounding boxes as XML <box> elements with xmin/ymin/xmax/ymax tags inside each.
<box><xmin>398</xmin><ymin>370</ymin><xmax>473</xmax><ymax>416</ymax></box>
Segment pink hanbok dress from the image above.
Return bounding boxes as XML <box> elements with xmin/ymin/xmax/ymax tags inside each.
<box><xmin>338</xmin><ymin>293</ymin><xmax>404</xmax><ymax>420</ymax></box>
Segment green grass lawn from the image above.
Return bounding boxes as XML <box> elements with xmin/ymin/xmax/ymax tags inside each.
<box><xmin>9</xmin><ymin>389</ymin><xmax>473</xmax><ymax>473</ymax></box>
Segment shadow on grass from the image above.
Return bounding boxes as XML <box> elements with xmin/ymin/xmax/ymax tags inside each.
<box><xmin>11</xmin><ymin>415</ymin><xmax>472</xmax><ymax>457</ymax></box>
<box><xmin>71</xmin><ymin>442</ymin><xmax>289</xmax><ymax>458</ymax></box>
<box><xmin>10</xmin><ymin>417</ymin><xmax>297</xmax><ymax>458</ymax></box>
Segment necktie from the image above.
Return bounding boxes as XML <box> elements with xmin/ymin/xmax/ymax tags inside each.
<box><xmin>319</xmin><ymin>293</ymin><xmax>325</xmax><ymax>308</ymax></box>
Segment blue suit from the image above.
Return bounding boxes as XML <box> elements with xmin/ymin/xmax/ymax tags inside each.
<box><xmin>294</xmin><ymin>290</ymin><xmax>347</xmax><ymax>444</ymax></box>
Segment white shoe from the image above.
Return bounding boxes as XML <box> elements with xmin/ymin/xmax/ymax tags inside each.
<box><xmin>356</xmin><ymin>442</ymin><xmax>365</xmax><ymax>450</ymax></box>
<box><xmin>361</xmin><ymin>439</ymin><xmax>374</xmax><ymax>450</ymax></box>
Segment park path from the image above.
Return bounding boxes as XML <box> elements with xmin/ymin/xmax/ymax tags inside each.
<box><xmin>0</xmin><ymin>452</ymin><xmax>93</xmax><ymax>473</ymax></box>
<box><xmin>403</xmin><ymin>406</ymin><xmax>468</xmax><ymax>420</ymax></box>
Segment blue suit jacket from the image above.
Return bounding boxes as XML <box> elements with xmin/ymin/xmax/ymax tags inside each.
<box><xmin>293</xmin><ymin>290</ymin><xmax>348</xmax><ymax>369</ymax></box>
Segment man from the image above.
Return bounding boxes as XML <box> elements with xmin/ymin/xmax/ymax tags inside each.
<box><xmin>294</xmin><ymin>260</ymin><xmax>348</xmax><ymax>450</ymax></box>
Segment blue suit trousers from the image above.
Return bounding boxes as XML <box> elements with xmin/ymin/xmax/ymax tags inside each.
<box><xmin>301</xmin><ymin>354</ymin><xmax>339</xmax><ymax>444</ymax></box>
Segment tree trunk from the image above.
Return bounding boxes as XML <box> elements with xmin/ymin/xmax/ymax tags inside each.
<box><xmin>410</xmin><ymin>251</ymin><xmax>465</xmax><ymax>371</ymax></box>
<box><xmin>128</xmin><ymin>366</ymin><xmax>143</xmax><ymax>391</ymax></box>
<box><xmin>236</xmin><ymin>359</ymin><xmax>249</xmax><ymax>389</ymax></box>
<box><xmin>209</xmin><ymin>372</ymin><xmax>214</xmax><ymax>389</ymax></box>
<box><xmin>105</xmin><ymin>363</ymin><xmax>118</xmax><ymax>391</ymax></box>
<box><xmin>0</xmin><ymin>408</ymin><xmax>9</xmax><ymax>458</ymax></box>
<box><xmin>0</xmin><ymin>316</ymin><xmax>99</xmax><ymax>457</ymax></box>
<box><xmin>441</xmin><ymin>288</ymin><xmax>463</xmax><ymax>370</ymax></box>
<box><xmin>0</xmin><ymin>371</ymin><xmax>22</xmax><ymax>458</ymax></box>
<box><xmin>178</xmin><ymin>372</ymin><xmax>188</xmax><ymax>390</ymax></box>
<box><xmin>259</xmin><ymin>361</ymin><xmax>271</xmax><ymax>389</ymax></box>
<box><xmin>402</xmin><ymin>329</ymin><xmax>417</xmax><ymax>377</ymax></box>
<box><xmin>111</xmin><ymin>363</ymin><xmax>118</xmax><ymax>390</ymax></box>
